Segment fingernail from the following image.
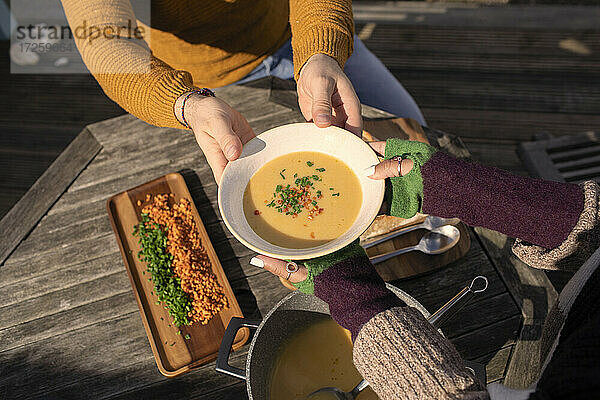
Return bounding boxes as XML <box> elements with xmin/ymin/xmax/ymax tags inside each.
<box><xmin>315</xmin><ymin>114</ymin><xmax>330</xmax><ymax>124</ymax></box>
<box><xmin>363</xmin><ymin>164</ymin><xmax>376</xmax><ymax>177</ymax></box>
<box><xmin>225</xmin><ymin>144</ymin><xmax>238</xmax><ymax>160</ymax></box>
<box><xmin>249</xmin><ymin>257</ymin><xmax>264</xmax><ymax>268</ymax></box>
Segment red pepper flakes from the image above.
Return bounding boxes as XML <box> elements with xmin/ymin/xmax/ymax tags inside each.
<box><xmin>254</xmin><ymin>209</ymin><xmax>261</xmax><ymax>215</ymax></box>
<box><xmin>310</xmin><ymin>232</ymin><xmax>315</xmax><ymax>239</ymax></box>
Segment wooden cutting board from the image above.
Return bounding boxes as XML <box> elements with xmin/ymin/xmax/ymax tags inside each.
<box><xmin>107</xmin><ymin>173</ymin><xmax>248</xmax><ymax>377</ymax></box>
<box><xmin>280</xmin><ymin>117</ymin><xmax>471</xmax><ymax>289</ymax></box>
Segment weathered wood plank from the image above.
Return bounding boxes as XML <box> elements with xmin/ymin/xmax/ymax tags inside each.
<box><xmin>0</xmin><ymin>291</ymin><xmax>137</xmax><ymax>352</ymax></box>
<box><xmin>0</xmin><ymin>313</ymin><xmax>155</xmax><ymax>398</ymax></box>
<box><xmin>0</xmin><ymin>271</ymin><xmax>131</xmax><ymax>336</ymax></box>
<box><xmin>0</xmin><ymin>129</ymin><xmax>102</xmax><ymax>265</ymax></box>
<box><xmin>438</xmin><ymin>292</ymin><xmax>520</xmax><ymax>340</ymax></box>
<box><xmin>6</xmin><ymin>212</ymin><xmax>113</xmax><ymax>260</ymax></box>
<box><xmin>2</xmin><ymin>234</ymin><xmax>118</xmax><ymax>278</ymax></box>
<box><xmin>353</xmin><ymin>3</ymin><xmax>600</xmax><ymax>30</ymax></box>
<box><xmin>0</xmin><ymin>150</ymin><xmax>58</xmax><ymax>189</ymax></box>
<box><xmin>422</xmin><ymin>108</ymin><xmax>600</xmax><ymax>141</ymax></box>
<box><xmin>0</xmin><ymin>252</ymin><xmax>122</xmax><ymax>308</ymax></box>
<box><xmin>398</xmin><ymin>71</ymin><xmax>600</xmax><ymax>116</ymax></box>
<box><xmin>474</xmin><ymin>227</ymin><xmax>558</xmax><ymax>389</ymax></box>
<box><xmin>45</xmin><ymin>352</ymin><xmax>248</xmax><ymax>400</ymax></box>
<box><xmin>475</xmin><ymin>346</ymin><xmax>513</xmax><ymax>384</ymax></box>
<box><xmin>463</xmin><ymin>140</ymin><xmax>527</xmax><ymax>175</ymax></box>
<box><xmin>452</xmin><ymin>315</ymin><xmax>521</xmax><ymax>360</ymax></box>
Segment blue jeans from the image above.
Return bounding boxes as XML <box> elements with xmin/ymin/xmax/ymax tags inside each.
<box><xmin>234</xmin><ymin>37</ymin><xmax>426</xmax><ymax>126</ymax></box>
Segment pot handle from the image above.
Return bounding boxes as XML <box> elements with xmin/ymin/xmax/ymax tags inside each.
<box><xmin>216</xmin><ymin>317</ymin><xmax>261</xmax><ymax>380</ymax></box>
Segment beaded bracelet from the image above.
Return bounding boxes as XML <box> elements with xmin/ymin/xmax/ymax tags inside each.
<box><xmin>180</xmin><ymin>88</ymin><xmax>216</xmax><ymax>129</ymax></box>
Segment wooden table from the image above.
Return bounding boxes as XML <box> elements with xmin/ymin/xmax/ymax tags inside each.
<box><xmin>0</xmin><ymin>77</ymin><xmax>557</xmax><ymax>399</ymax></box>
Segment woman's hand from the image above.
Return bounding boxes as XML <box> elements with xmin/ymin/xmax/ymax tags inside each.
<box><xmin>178</xmin><ymin>94</ymin><xmax>255</xmax><ymax>183</ymax></box>
<box><xmin>366</xmin><ymin>139</ymin><xmax>437</xmax><ymax>219</ymax></box>
<box><xmin>297</xmin><ymin>54</ymin><xmax>362</xmax><ymax>135</ymax></box>
<box><xmin>365</xmin><ymin>141</ymin><xmax>415</xmax><ymax>179</ymax></box>
<box><xmin>250</xmin><ymin>256</ymin><xmax>308</xmax><ymax>283</ymax></box>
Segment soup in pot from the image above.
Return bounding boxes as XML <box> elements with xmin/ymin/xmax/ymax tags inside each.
<box><xmin>243</xmin><ymin>151</ymin><xmax>362</xmax><ymax>249</ymax></box>
<box><xmin>269</xmin><ymin>318</ymin><xmax>379</xmax><ymax>400</ymax></box>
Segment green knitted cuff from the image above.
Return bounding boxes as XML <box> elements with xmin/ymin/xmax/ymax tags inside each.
<box><xmin>292</xmin><ymin>240</ymin><xmax>366</xmax><ymax>294</ymax></box>
<box><xmin>384</xmin><ymin>139</ymin><xmax>437</xmax><ymax>219</ymax></box>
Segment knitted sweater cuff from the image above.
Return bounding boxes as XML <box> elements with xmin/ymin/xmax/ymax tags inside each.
<box><xmin>292</xmin><ymin>240</ymin><xmax>365</xmax><ymax>294</ymax></box>
<box><xmin>313</xmin><ymin>252</ymin><xmax>405</xmax><ymax>339</ymax></box>
<box><xmin>353</xmin><ymin>307</ymin><xmax>489</xmax><ymax>400</ymax></box>
<box><xmin>292</xmin><ymin>26</ymin><xmax>353</xmax><ymax>80</ymax></box>
<box><xmin>512</xmin><ymin>181</ymin><xmax>600</xmax><ymax>271</ymax></box>
<box><xmin>384</xmin><ymin>139</ymin><xmax>437</xmax><ymax>218</ymax></box>
<box><xmin>421</xmin><ymin>151</ymin><xmax>584</xmax><ymax>249</ymax></box>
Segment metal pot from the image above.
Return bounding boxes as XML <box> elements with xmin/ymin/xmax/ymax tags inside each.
<box><xmin>216</xmin><ymin>284</ymin><xmax>429</xmax><ymax>400</ymax></box>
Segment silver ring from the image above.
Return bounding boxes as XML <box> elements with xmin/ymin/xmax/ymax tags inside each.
<box><xmin>392</xmin><ymin>156</ymin><xmax>403</xmax><ymax>176</ymax></box>
<box><xmin>285</xmin><ymin>261</ymin><xmax>299</xmax><ymax>281</ymax></box>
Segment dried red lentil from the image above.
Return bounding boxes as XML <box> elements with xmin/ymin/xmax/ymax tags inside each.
<box><xmin>142</xmin><ymin>194</ymin><xmax>228</xmax><ymax>325</ymax></box>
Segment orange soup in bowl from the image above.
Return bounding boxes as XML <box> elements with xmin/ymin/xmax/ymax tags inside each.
<box><xmin>243</xmin><ymin>151</ymin><xmax>362</xmax><ymax>249</ymax></box>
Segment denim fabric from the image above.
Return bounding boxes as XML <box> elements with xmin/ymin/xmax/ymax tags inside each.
<box><xmin>233</xmin><ymin>36</ymin><xmax>426</xmax><ymax>126</ymax></box>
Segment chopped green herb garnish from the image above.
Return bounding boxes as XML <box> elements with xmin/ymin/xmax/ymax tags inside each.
<box><xmin>133</xmin><ymin>214</ymin><xmax>192</xmax><ymax>327</ymax></box>
<box><xmin>315</xmin><ymin>168</ymin><xmax>325</xmax><ymax>172</ymax></box>
<box><xmin>332</xmin><ymin>193</ymin><xmax>340</xmax><ymax>197</ymax></box>
<box><xmin>185</xmin><ymin>334</ymin><xmax>191</xmax><ymax>340</ymax></box>
<box><xmin>268</xmin><ymin>173</ymin><xmax>325</xmax><ymax>218</ymax></box>
<box><xmin>329</xmin><ymin>187</ymin><xmax>334</xmax><ymax>190</ymax></box>
<box><xmin>306</xmin><ymin>161</ymin><xmax>314</xmax><ymax>167</ymax></box>
<box><xmin>293</xmin><ymin>173</ymin><xmax>298</xmax><ymax>178</ymax></box>
<box><xmin>280</xmin><ymin>169</ymin><xmax>286</xmax><ymax>179</ymax></box>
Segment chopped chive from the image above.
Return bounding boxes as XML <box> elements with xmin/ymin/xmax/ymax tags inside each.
<box><xmin>306</xmin><ymin>161</ymin><xmax>314</xmax><ymax>167</ymax></box>
<box><xmin>332</xmin><ymin>193</ymin><xmax>340</xmax><ymax>197</ymax></box>
<box><xmin>280</xmin><ymin>169</ymin><xmax>286</xmax><ymax>179</ymax></box>
<box><xmin>316</xmin><ymin>167</ymin><xmax>325</xmax><ymax>172</ymax></box>
<box><xmin>185</xmin><ymin>334</ymin><xmax>191</xmax><ymax>340</ymax></box>
<box><xmin>329</xmin><ymin>187</ymin><xmax>334</xmax><ymax>190</ymax></box>
<box><xmin>293</xmin><ymin>173</ymin><xmax>298</xmax><ymax>178</ymax></box>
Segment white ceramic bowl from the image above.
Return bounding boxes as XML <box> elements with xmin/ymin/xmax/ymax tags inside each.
<box><xmin>218</xmin><ymin>123</ymin><xmax>385</xmax><ymax>259</ymax></box>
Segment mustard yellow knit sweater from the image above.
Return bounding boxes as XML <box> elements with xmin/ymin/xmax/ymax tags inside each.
<box><xmin>60</xmin><ymin>0</ymin><xmax>354</xmax><ymax>128</ymax></box>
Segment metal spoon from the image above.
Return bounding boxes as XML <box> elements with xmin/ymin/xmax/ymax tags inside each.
<box><xmin>361</xmin><ymin>216</ymin><xmax>460</xmax><ymax>249</ymax></box>
<box><xmin>305</xmin><ymin>276</ymin><xmax>489</xmax><ymax>400</ymax></box>
<box><xmin>369</xmin><ymin>225</ymin><xmax>460</xmax><ymax>265</ymax></box>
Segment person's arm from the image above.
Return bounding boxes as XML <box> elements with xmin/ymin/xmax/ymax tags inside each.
<box><xmin>61</xmin><ymin>0</ymin><xmax>196</xmax><ymax>128</ymax></box>
<box><xmin>369</xmin><ymin>140</ymin><xmax>597</xmax><ymax>271</ymax></box>
<box><xmin>289</xmin><ymin>0</ymin><xmax>363</xmax><ymax>135</ymax></box>
<box><xmin>253</xmin><ymin>244</ymin><xmax>489</xmax><ymax>400</ymax></box>
<box><xmin>289</xmin><ymin>0</ymin><xmax>354</xmax><ymax>80</ymax></box>
<box><xmin>61</xmin><ymin>0</ymin><xmax>256</xmax><ymax>183</ymax></box>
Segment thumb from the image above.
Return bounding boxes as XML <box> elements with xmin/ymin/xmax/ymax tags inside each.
<box><xmin>365</xmin><ymin>158</ymin><xmax>415</xmax><ymax>180</ymax></box>
<box><xmin>208</xmin><ymin>117</ymin><xmax>243</xmax><ymax>161</ymax></box>
<box><xmin>311</xmin><ymin>77</ymin><xmax>335</xmax><ymax>127</ymax></box>
<box><xmin>249</xmin><ymin>256</ymin><xmax>308</xmax><ymax>283</ymax></box>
